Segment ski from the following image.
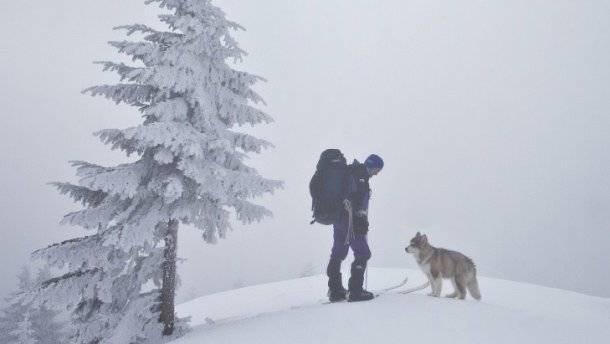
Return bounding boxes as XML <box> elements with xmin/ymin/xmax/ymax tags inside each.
<box><xmin>320</xmin><ymin>299</ymin><xmax>347</xmax><ymax>305</ymax></box>
<box><xmin>318</xmin><ymin>275</ymin><xmax>431</xmax><ymax>304</ymax></box>
<box><xmin>372</xmin><ymin>275</ymin><xmax>409</xmax><ymax>297</ymax></box>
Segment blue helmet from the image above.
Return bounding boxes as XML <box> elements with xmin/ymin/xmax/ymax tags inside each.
<box><xmin>364</xmin><ymin>154</ymin><xmax>384</xmax><ymax>170</ymax></box>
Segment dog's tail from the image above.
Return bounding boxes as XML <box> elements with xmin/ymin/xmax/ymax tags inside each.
<box><xmin>467</xmin><ymin>275</ymin><xmax>482</xmax><ymax>301</ymax></box>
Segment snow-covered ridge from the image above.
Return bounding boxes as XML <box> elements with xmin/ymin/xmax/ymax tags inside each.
<box><xmin>172</xmin><ymin>268</ymin><xmax>610</xmax><ymax>344</ymax></box>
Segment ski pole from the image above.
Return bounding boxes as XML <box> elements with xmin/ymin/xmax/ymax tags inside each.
<box><xmin>399</xmin><ymin>281</ymin><xmax>431</xmax><ymax>294</ymax></box>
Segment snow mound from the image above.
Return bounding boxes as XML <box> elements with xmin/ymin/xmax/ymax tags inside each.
<box><xmin>172</xmin><ymin>268</ymin><xmax>610</xmax><ymax>344</ymax></box>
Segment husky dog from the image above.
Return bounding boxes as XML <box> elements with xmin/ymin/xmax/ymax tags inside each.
<box><xmin>405</xmin><ymin>232</ymin><xmax>481</xmax><ymax>300</ymax></box>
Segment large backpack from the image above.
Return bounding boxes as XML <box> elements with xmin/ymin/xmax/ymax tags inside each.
<box><xmin>309</xmin><ymin>149</ymin><xmax>348</xmax><ymax>225</ymax></box>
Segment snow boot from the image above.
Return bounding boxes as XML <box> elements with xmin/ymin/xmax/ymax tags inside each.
<box><xmin>328</xmin><ymin>287</ymin><xmax>347</xmax><ymax>302</ymax></box>
<box><xmin>327</xmin><ymin>272</ymin><xmax>347</xmax><ymax>302</ymax></box>
<box><xmin>347</xmin><ymin>289</ymin><xmax>375</xmax><ymax>302</ymax></box>
<box><xmin>347</xmin><ymin>260</ymin><xmax>374</xmax><ymax>302</ymax></box>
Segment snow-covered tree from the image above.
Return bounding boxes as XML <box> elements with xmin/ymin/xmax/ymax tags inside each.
<box><xmin>22</xmin><ymin>0</ymin><xmax>281</xmax><ymax>342</ymax></box>
<box><xmin>11</xmin><ymin>314</ymin><xmax>38</xmax><ymax>344</ymax></box>
<box><xmin>0</xmin><ymin>267</ymin><xmax>65</xmax><ymax>344</ymax></box>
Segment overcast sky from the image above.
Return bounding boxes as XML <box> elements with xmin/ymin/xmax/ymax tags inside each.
<box><xmin>1</xmin><ymin>0</ymin><xmax>609</xmax><ymax>302</ymax></box>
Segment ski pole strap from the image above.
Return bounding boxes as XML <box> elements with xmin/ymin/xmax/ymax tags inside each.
<box><xmin>344</xmin><ymin>199</ymin><xmax>354</xmax><ymax>245</ymax></box>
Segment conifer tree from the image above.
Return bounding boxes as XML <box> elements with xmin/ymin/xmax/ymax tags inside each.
<box><xmin>0</xmin><ymin>267</ymin><xmax>65</xmax><ymax>344</ymax></box>
<box><xmin>19</xmin><ymin>0</ymin><xmax>281</xmax><ymax>342</ymax></box>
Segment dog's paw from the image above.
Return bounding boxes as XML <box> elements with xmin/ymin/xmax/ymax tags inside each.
<box><xmin>445</xmin><ymin>293</ymin><xmax>458</xmax><ymax>298</ymax></box>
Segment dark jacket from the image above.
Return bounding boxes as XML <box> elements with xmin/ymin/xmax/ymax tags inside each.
<box><xmin>344</xmin><ymin>160</ymin><xmax>371</xmax><ymax>233</ymax></box>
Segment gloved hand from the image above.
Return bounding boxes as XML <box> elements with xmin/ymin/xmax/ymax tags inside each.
<box><xmin>356</xmin><ymin>210</ymin><xmax>368</xmax><ymax>217</ymax></box>
<box><xmin>353</xmin><ymin>212</ymin><xmax>369</xmax><ymax>232</ymax></box>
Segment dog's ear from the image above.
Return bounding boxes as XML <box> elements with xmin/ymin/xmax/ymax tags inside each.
<box><xmin>421</xmin><ymin>234</ymin><xmax>428</xmax><ymax>242</ymax></box>
<box><xmin>416</xmin><ymin>231</ymin><xmax>421</xmax><ymax>237</ymax></box>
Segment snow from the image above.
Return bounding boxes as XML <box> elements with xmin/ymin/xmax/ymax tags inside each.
<box><xmin>172</xmin><ymin>268</ymin><xmax>610</xmax><ymax>344</ymax></box>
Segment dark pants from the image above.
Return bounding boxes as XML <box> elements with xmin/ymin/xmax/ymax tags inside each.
<box><xmin>327</xmin><ymin>214</ymin><xmax>371</xmax><ymax>292</ymax></box>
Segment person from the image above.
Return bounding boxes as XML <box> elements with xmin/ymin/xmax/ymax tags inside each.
<box><xmin>327</xmin><ymin>154</ymin><xmax>384</xmax><ymax>302</ymax></box>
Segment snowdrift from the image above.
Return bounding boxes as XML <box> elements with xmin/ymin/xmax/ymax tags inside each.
<box><xmin>172</xmin><ymin>268</ymin><xmax>610</xmax><ymax>344</ymax></box>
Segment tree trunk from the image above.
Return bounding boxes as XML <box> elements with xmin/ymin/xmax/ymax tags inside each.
<box><xmin>160</xmin><ymin>219</ymin><xmax>178</xmax><ymax>336</ymax></box>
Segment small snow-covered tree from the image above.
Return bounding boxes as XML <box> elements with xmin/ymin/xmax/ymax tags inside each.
<box><xmin>0</xmin><ymin>267</ymin><xmax>65</xmax><ymax>344</ymax></box>
<box><xmin>24</xmin><ymin>0</ymin><xmax>281</xmax><ymax>342</ymax></box>
<box><xmin>11</xmin><ymin>314</ymin><xmax>38</xmax><ymax>344</ymax></box>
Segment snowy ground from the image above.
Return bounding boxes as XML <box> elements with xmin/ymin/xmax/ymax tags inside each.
<box><xmin>172</xmin><ymin>268</ymin><xmax>610</xmax><ymax>344</ymax></box>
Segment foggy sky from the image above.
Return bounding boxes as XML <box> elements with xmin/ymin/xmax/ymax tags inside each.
<box><xmin>1</xmin><ymin>0</ymin><xmax>609</xmax><ymax>302</ymax></box>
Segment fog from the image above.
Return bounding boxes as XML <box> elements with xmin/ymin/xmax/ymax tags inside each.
<box><xmin>1</xmin><ymin>0</ymin><xmax>609</xmax><ymax>302</ymax></box>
